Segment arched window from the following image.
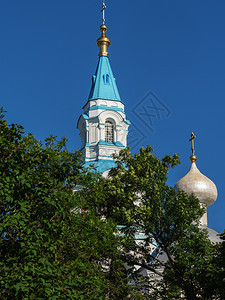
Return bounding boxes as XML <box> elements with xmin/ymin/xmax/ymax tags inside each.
<box><xmin>105</xmin><ymin>120</ymin><xmax>114</xmax><ymax>143</ymax></box>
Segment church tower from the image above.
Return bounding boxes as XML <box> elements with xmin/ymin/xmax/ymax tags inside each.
<box><xmin>77</xmin><ymin>2</ymin><xmax>130</xmax><ymax>175</ymax></box>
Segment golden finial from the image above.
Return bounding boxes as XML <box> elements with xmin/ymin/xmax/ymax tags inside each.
<box><xmin>97</xmin><ymin>1</ymin><xmax>111</xmax><ymax>57</ymax></box>
<box><xmin>189</xmin><ymin>132</ymin><xmax>197</xmax><ymax>162</ymax></box>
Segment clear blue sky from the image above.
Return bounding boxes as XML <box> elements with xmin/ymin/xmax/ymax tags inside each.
<box><xmin>1</xmin><ymin>0</ymin><xmax>224</xmax><ymax>232</ymax></box>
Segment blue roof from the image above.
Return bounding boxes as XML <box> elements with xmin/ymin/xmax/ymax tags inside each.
<box><xmin>83</xmin><ymin>159</ymin><xmax>118</xmax><ymax>174</ymax></box>
<box><xmin>88</xmin><ymin>56</ymin><xmax>121</xmax><ymax>101</ymax></box>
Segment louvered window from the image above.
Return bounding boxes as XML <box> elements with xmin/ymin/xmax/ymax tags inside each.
<box><xmin>105</xmin><ymin>120</ymin><xmax>114</xmax><ymax>143</ymax></box>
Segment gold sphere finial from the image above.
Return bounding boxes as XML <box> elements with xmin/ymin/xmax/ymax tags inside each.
<box><xmin>190</xmin><ymin>154</ymin><xmax>197</xmax><ymax>163</ymax></box>
<box><xmin>189</xmin><ymin>132</ymin><xmax>197</xmax><ymax>163</ymax></box>
<box><xmin>97</xmin><ymin>1</ymin><xmax>111</xmax><ymax>56</ymax></box>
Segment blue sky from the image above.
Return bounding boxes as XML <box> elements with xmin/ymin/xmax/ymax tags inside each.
<box><xmin>1</xmin><ymin>0</ymin><xmax>224</xmax><ymax>232</ymax></box>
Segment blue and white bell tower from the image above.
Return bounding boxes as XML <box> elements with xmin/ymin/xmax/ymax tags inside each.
<box><xmin>77</xmin><ymin>4</ymin><xmax>130</xmax><ymax>175</ymax></box>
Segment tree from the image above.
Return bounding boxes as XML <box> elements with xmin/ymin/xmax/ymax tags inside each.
<box><xmin>2</xmin><ymin>109</ymin><xmax>223</xmax><ymax>299</ymax></box>
<box><xmin>0</xmin><ymin>109</ymin><xmax>128</xmax><ymax>299</ymax></box>
<box><xmin>207</xmin><ymin>230</ymin><xmax>225</xmax><ymax>299</ymax></box>
<box><xmin>81</xmin><ymin>146</ymin><xmax>223</xmax><ymax>299</ymax></box>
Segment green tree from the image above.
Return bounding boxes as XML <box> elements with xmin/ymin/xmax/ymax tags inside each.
<box><xmin>217</xmin><ymin>231</ymin><xmax>225</xmax><ymax>297</ymax></box>
<box><xmin>207</xmin><ymin>230</ymin><xmax>225</xmax><ymax>299</ymax></box>
<box><xmin>81</xmin><ymin>146</ymin><xmax>223</xmax><ymax>299</ymax></box>
<box><xmin>0</xmin><ymin>109</ymin><xmax>128</xmax><ymax>299</ymax></box>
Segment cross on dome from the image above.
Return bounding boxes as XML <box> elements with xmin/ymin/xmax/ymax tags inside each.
<box><xmin>189</xmin><ymin>132</ymin><xmax>197</xmax><ymax>162</ymax></box>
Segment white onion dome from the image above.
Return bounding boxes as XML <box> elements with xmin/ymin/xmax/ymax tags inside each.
<box><xmin>175</xmin><ymin>154</ymin><xmax>218</xmax><ymax>207</ymax></box>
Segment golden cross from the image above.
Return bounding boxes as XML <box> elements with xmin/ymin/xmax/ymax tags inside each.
<box><xmin>101</xmin><ymin>1</ymin><xmax>106</xmax><ymax>24</ymax></box>
<box><xmin>189</xmin><ymin>132</ymin><xmax>196</xmax><ymax>156</ymax></box>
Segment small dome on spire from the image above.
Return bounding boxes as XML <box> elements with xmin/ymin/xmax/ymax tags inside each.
<box><xmin>97</xmin><ymin>1</ymin><xmax>111</xmax><ymax>57</ymax></box>
<box><xmin>97</xmin><ymin>24</ymin><xmax>111</xmax><ymax>57</ymax></box>
<box><xmin>175</xmin><ymin>133</ymin><xmax>218</xmax><ymax>207</ymax></box>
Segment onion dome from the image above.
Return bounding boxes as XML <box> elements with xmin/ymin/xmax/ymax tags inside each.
<box><xmin>175</xmin><ymin>133</ymin><xmax>218</xmax><ymax>207</ymax></box>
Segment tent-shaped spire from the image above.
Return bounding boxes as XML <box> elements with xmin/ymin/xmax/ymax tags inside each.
<box><xmin>88</xmin><ymin>56</ymin><xmax>121</xmax><ymax>101</ymax></box>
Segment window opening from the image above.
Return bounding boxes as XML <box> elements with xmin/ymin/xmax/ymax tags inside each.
<box><xmin>105</xmin><ymin>120</ymin><xmax>114</xmax><ymax>143</ymax></box>
<box><xmin>104</xmin><ymin>74</ymin><xmax>110</xmax><ymax>84</ymax></box>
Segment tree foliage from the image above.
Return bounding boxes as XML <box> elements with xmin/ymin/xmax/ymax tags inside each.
<box><xmin>0</xmin><ymin>109</ymin><xmax>128</xmax><ymax>299</ymax></box>
<box><xmin>208</xmin><ymin>230</ymin><xmax>225</xmax><ymax>298</ymax></box>
<box><xmin>81</xmin><ymin>146</ymin><xmax>224</xmax><ymax>299</ymax></box>
<box><xmin>1</xmin><ymin>108</ymin><xmax>224</xmax><ymax>299</ymax></box>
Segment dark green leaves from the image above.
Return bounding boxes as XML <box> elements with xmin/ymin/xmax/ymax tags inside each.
<box><xmin>82</xmin><ymin>145</ymin><xmax>224</xmax><ymax>299</ymax></box>
<box><xmin>0</xmin><ymin>109</ymin><xmax>128</xmax><ymax>299</ymax></box>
